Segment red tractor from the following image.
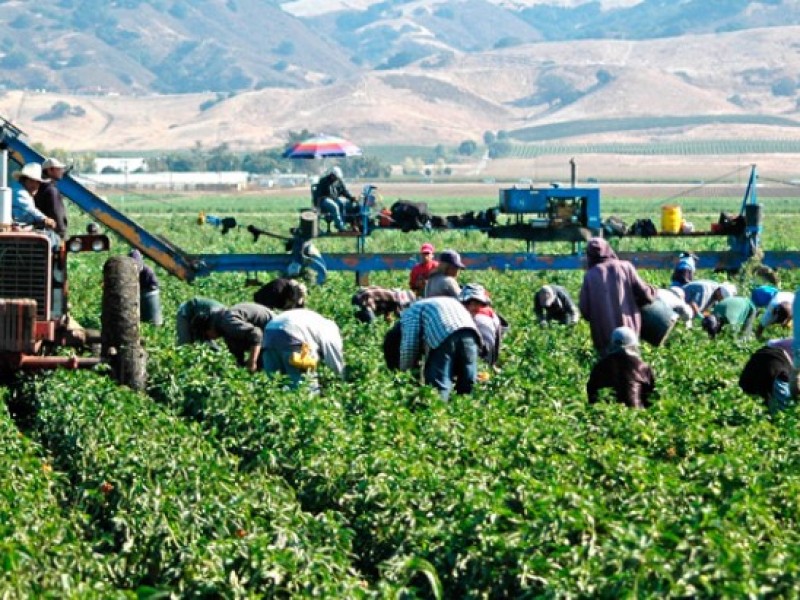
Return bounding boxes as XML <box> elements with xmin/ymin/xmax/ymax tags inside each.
<box><xmin>0</xmin><ymin>228</ymin><xmax>146</xmax><ymax>389</ymax></box>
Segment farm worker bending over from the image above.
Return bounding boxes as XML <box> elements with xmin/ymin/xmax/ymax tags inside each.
<box><xmin>424</xmin><ymin>249</ymin><xmax>465</xmax><ymax>299</ymax></box>
<box><xmin>253</xmin><ymin>277</ymin><xmax>307</xmax><ymax>310</ymax></box>
<box><xmin>397</xmin><ymin>296</ymin><xmax>480</xmax><ymax>400</ymax></box>
<box><xmin>129</xmin><ymin>249</ymin><xmax>162</xmax><ymax>326</ymax></box>
<box><xmin>459</xmin><ymin>283</ymin><xmax>508</xmax><ymax>367</ymax></box>
<box><xmin>315</xmin><ymin>166</ymin><xmax>354</xmax><ymax>232</ymax></box>
<box><xmin>579</xmin><ymin>237</ymin><xmax>656</xmax><ymax>354</ymax></box>
<box><xmin>670</xmin><ymin>251</ymin><xmax>697</xmax><ymax>287</ymax></box>
<box><xmin>11</xmin><ymin>163</ymin><xmax>60</xmax><ymax>248</ymax></box>
<box><xmin>682</xmin><ymin>280</ymin><xmax>735</xmax><ymax>317</ymax></box>
<box><xmin>701</xmin><ymin>296</ymin><xmax>757</xmax><ymax>339</ymax></box>
<box><xmin>656</xmin><ymin>287</ymin><xmax>693</xmax><ymax>328</ymax></box>
<box><xmin>36</xmin><ymin>157</ymin><xmax>69</xmax><ymax>238</ymax></box>
<box><xmin>176</xmin><ymin>297</ymin><xmax>225</xmax><ymax>344</ymax></box>
<box><xmin>192</xmin><ymin>303</ymin><xmax>273</xmax><ymax>372</ymax></box>
<box><xmin>534</xmin><ymin>284</ymin><xmax>579</xmax><ymax>326</ymax></box>
<box><xmin>352</xmin><ymin>286</ymin><xmax>415</xmax><ymax>324</ymax></box>
<box><xmin>409</xmin><ymin>243</ymin><xmax>439</xmax><ymax>296</ymax></box>
<box><xmin>261</xmin><ymin>309</ymin><xmax>345</xmax><ymax>389</ymax></box>
<box><xmin>755</xmin><ymin>291</ymin><xmax>794</xmax><ymax>340</ymax></box>
<box><xmin>739</xmin><ymin>345</ymin><xmax>795</xmax><ymax>414</ymax></box>
<box><xmin>587</xmin><ymin>326</ymin><xmax>655</xmax><ymax>409</ymax></box>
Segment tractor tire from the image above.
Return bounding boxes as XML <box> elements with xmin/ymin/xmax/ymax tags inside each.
<box><xmin>102</xmin><ymin>256</ymin><xmax>147</xmax><ymax>390</ymax></box>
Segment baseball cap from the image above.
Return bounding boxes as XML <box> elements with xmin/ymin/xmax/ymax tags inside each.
<box><xmin>439</xmin><ymin>249</ymin><xmax>466</xmax><ymax>269</ymax></box>
<box><xmin>459</xmin><ymin>283</ymin><xmax>491</xmax><ymax>305</ymax></box>
<box><xmin>420</xmin><ymin>243</ymin><xmax>434</xmax><ymax>254</ymax></box>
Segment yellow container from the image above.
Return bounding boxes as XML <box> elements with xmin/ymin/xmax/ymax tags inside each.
<box><xmin>661</xmin><ymin>205</ymin><xmax>682</xmax><ymax>234</ymax></box>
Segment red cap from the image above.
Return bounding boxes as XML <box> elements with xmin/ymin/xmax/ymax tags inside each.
<box><xmin>420</xmin><ymin>243</ymin><xmax>434</xmax><ymax>254</ymax></box>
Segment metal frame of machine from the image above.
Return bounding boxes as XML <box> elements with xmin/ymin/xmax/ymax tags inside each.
<box><xmin>0</xmin><ymin>115</ymin><xmax>786</xmax><ymax>288</ymax></box>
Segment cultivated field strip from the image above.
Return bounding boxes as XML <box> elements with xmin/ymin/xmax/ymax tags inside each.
<box><xmin>22</xmin><ymin>369</ymin><xmax>377</xmax><ymax>598</ymax></box>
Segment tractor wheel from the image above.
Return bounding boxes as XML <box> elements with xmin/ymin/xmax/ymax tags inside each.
<box><xmin>101</xmin><ymin>256</ymin><xmax>147</xmax><ymax>390</ymax></box>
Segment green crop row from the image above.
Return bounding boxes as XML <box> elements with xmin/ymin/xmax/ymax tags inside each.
<box><xmin>22</xmin><ymin>369</ymin><xmax>379</xmax><ymax>597</ymax></box>
<box><xmin>507</xmin><ymin>139</ymin><xmax>800</xmax><ymax>158</ymax></box>
<box><xmin>141</xmin><ymin>266</ymin><xmax>800</xmax><ymax>597</ymax></box>
<box><xmin>0</xmin><ymin>390</ymin><xmax>125</xmax><ymax>599</ymax></box>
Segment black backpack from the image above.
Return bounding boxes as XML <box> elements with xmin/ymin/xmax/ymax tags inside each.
<box><xmin>391</xmin><ymin>200</ymin><xmax>431</xmax><ymax>232</ymax></box>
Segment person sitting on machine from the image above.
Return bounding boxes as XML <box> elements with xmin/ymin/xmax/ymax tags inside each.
<box><xmin>10</xmin><ymin>163</ymin><xmax>60</xmax><ymax>248</ymax></box>
<box><xmin>314</xmin><ymin>166</ymin><xmax>355</xmax><ymax>232</ymax></box>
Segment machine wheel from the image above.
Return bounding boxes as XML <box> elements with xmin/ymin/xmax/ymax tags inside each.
<box><xmin>101</xmin><ymin>256</ymin><xmax>147</xmax><ymax>390</ymax></box>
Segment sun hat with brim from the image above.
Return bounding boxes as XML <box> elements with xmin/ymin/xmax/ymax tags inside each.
<box><xmin>459</xmin><ymin>283</ymin><xmax>491</xmax><ymax>306</ymax></box>
<box><xmin>42</xmin><ymin>157</ymin><xmax>66</xmax><ymax>170</ymax></box>
<box><xmin>11</xmin><ymin>163</ymin><xmax>45</xmax><ymax>183</ymax></box>
<box><xmin>439</xmin><ymin>249</ymin><xmax>466</xmax><ymax>269</ymax></box>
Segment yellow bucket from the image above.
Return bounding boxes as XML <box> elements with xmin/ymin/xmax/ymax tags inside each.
<box><xmin>661</xmin><ymin>205</ymin><xmax>682</xmax><ymax>234</ymax></box>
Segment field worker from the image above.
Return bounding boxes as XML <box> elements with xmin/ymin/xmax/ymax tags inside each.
<box><xmin>409</xmin><ymin>242</ymin><xmax>439</xmax><ymax>295</ymax></box>
<box><xmin>587</xmin><ymin>327</ymin><xmax>655</xmax><ymax>409</ymax></box>
<box><xmin>424</xmin><ymin>249</ymin><xmax>465</xmax><ymax>299</ymax></box>
<box><xmin>192</xmin><ymin>302</ymin><xmax>273</xmax><ymax>372</ymax></box>
<box><xmin>459</xmin><ymin>283</ymin><xmax>508</xmax><ymax>366</ymax></box>
<box><xmin>739</xmin><ymin>345</ymin><xmax>795</xmax><ymax>413</ymax></box>
<box><xmin>701</xmin><ymin>296</ymin><xmax>757</xmax><ymax>339</ymax></box>
<box><xmin>261</xmin><ymin>308</ymin><xmax>345</xmax><ymax>389</ymax></box>
<box><xmin>751</xmin><ymin>285</ymin><xmax>779</xmax><ymax>309</ymax></box>
<box><xmin>755</xmin><ymin>290</ymin><xmax>794</xmax><ymax>340</ymax></box>
<box><xmin>176</xmin><ymin>297</ymin><xmax>226</xmax><ymax>345</ymax></box>
<box><xmin>670</xmin><ymin>251</ymin><xmax>697</xmax><ymax>287</ymax></box>
<box><xmin>253</xmin><ymin>277</ymin><xmax>307</xmax><ymax>310</ymax></box>
<box><xmin>683</xmin><ymin>280</ymin><xmax>736</xmax><ymax>317</ymax></box>
<box><xmin>315</xmin><ymin>166</ymin><xmax>355</xmax><ymax>232</ymax></box>
<box><xmin>128</xmin><ymin>249</ymin><xmax>162</xmax><ymax>326</ymax></box>
<box><xmin>656</xmin><ymin>287</ymin><xmax>693</xmax><ymax>328</ymax></box>
<box><xmin>397</xmin><ymin>296</ymin><xmax>480</xmax><ymax>400</ymax></box>
<box><xmin>11</xmin><ymin>163</ymin><xmax>59</xmax><ymax>247</ymax></box>
<box><xmin>534</xmin><ymin>284</ymin><xmax>579</xmax><ymax>326</ymax></box>
<box><xmin>352</xmin><ymin>286</ymin><xmax>415</xmax><ymax>324</ymax></box>
<box><xmin>579</xmin><ymin>237</ymin><xmax>656</xmax><ymax>354</ymax></box>
<box><xmin>36</xmin><ymin>157</ymin><xmax>69</xmax><ymax>238</ymax></box>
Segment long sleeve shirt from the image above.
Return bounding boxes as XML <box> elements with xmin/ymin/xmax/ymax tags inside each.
<box><xmin>12</xmin><ymin>184</ymin><xmax>48</xmax><ymax>227</ymax></box>
<box><xmin>761</xmin><ymin>292</ymin><xmax>795</xmax><ymax>328</ymax></box>
<box><xmin>34</xmin><ymin>181</ymin><xmax>68</xmax><ymax>237</ymax></box>
<box><xmin>210</xmin><ymin>303</ymin><xmax>273</xmax><ymax>349</ymax></box>
<box><xmin>534</xmin><ymin>285</ymin><xmax>580</xmax><ymax>325</ymax></box>
<box><xmin>262</xmin><ymin>309</ymin><xmax>345</xmax><ymax>377</ymax></box>
<box><xmin>587</xmin><ymin>351</ymin><xmax>655</xmax><ymax>408</ymax></box>
<box><xmin>352</xmin><ymin>287</ymin><xmax>415</xmax><ymax>316</ymax></box>
<box><xmin>399</xmin><ymin>297</ymin><xmax>478</xmax><ymax>371</ymax></box>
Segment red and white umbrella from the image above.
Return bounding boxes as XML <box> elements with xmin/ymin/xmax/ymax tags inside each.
<box><xmin>282</xmin><ymin>134</ymin><xmax>362</xmax><ymax>159</ymax></box>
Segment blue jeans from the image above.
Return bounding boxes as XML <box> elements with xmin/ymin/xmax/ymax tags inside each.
<box><xmin>319</xmin><ymin>197</ymin><xmax>346</xmax><ymax>231</ymax></box>
<box><xmin>424</xmin><ymin>329</ymin><xmax>479</xmax><ymax>400</ymax></box>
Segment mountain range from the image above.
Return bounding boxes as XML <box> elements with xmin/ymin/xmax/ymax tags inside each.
<box><xmin>0</xmin><ymin>0</ymin><xmax>799</xmax><ymax>151</ymax></box>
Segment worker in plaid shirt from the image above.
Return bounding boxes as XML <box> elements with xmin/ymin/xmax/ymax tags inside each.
<box><xmin>398</xmin><ymin>296</ymin><xmax>480</xmax><ymax>399</ymax></box>
<box><xmin>352</xmin><ymin>286</ymin><xmax>415</xmax><ymax>323</ymax></box>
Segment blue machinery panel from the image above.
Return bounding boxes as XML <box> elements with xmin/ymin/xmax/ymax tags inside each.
<box><xmin>2</xmin><ymin>114</ymin><xmax>797</xmax><ymax>284</ymax></box>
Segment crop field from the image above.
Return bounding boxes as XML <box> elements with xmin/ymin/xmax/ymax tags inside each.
<box><xmin>5</xmin><ymin>184</ymin><xmax>800</xmax><ymax>597</ymax></box>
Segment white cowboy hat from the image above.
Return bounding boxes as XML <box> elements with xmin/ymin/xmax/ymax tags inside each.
<box><xmin>12</xmin><ymin>163</ymin><xmax>45</xmax><ymax>183</ymax></box>
<box><xmin>42</xmin><ymin>157</ymin><xmax>67</xmax><ymax>170</ymax></box>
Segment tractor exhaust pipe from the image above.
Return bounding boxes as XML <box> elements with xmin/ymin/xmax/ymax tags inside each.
<box><xmin>570</xmin><ymin>157</ymin><xmax>576</xmax><ymax>188</ymax></box>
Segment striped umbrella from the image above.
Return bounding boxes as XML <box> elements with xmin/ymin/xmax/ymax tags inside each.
<box><xmin>282</xmin><ymin>134</ymin><xmax>362</xmax><ymax>159</ymax></box>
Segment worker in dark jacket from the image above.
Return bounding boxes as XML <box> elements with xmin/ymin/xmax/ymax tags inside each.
<box><xmin>177</xmin><ymin>297</ymin><xmax>225</xmax><ymax>345</ymax></box>
<box><xmin>739</xmin><ymin>345</ymin><xmax>795</xmax><ymax>413</ymax></box>
<box><xmin>35</xmin><ymin>157</ymin><xmax>68</xmax><ymax>238</ymax></box>
<box><xmin>314</xmin><ymin>166</ymin><xmax>354</xmax><ymax>231</ymax></box>
<box><xmin>253</xmin><ymin>277</ymin><xmax>307</xmax><ymax>310</ymax></box>
<box><xmin>129</xmin><ymin>249</ymin><xmax>162</xmax><ymax>325</ymax></box>
<box><xmin>579</xmin><ymin>237</ymin><xmax>656</xmax><ymax>354</ymax></box>
<box><xmin>534</xmin><ymin>285</ymin><xmax>579</xmax><ymax>326</ymax></box>
<box><xmin>587</xmin><ymin>326</ymin><xmax>655</xmax><ymax>409</ymax></box>
<box><xmin>192</xmin><ymin>302</ymin><xmax>273</xmax><ymax>372</ymax></box>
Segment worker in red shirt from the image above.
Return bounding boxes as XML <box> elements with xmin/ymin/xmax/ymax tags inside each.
<box><xmin>409</xmin><ymin>242</ymin><xmax>438</xmax><ymax>296</ymax></box>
